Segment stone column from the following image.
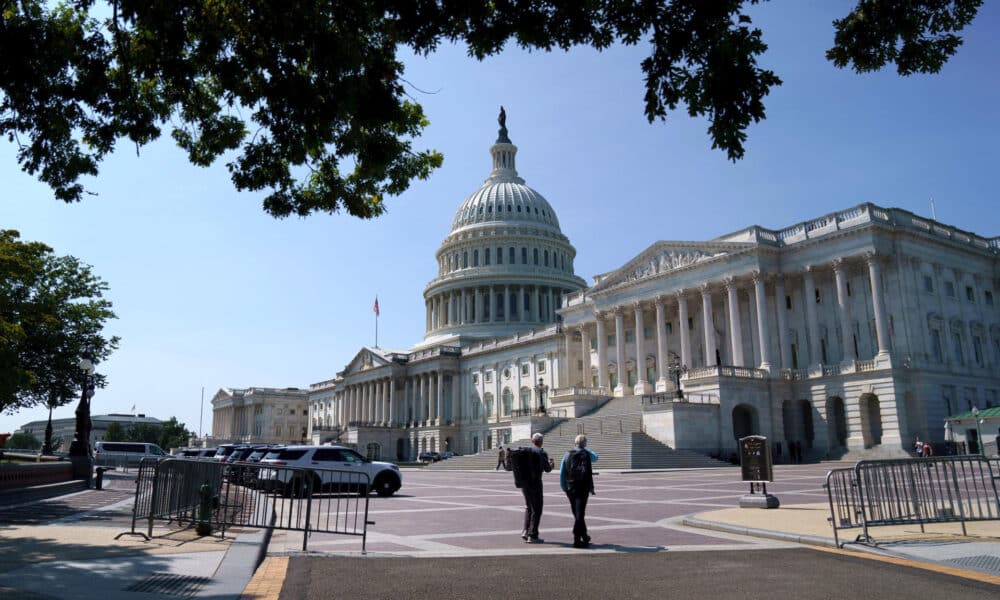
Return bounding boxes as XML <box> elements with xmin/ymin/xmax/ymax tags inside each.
<box><xmin>548</xmin><ymin>288</ymin><xmax>555</xmax><ymax>322</ymax></box>
<box><xmin>521</xmin><ymin>286</ymin><xmax>528</xmax><ymax>322</ymax></box>
<box><xmin>436</xmin><ymin>371</ymin><xmax>445</xmax><ymax>425</ymax></box>
<box><xmin>405</xmin><ymin>378</ymin><xmax>412</xmax><ymax>425</ymax></box>
<box><xmin>774</xmin><ymin>274</ymin><xmax>792</xmax><ymax>369</ymax></box>
<box><xmin>725</xmin><ymin>278</ymin><xmax>744</xmax><ymax>367</ymax></box>
<box><xmin>803</xmin><ymin>265</ymin><xmax>823</xmax><ymax>365</ymax></box>
<box><xmin>504</xmin><ymin>285</ymin><xmax>510</xmax><ymax>323</ymax></box>
<box><xmin>388</xmin><ymin>378</ymin><xmax>395</xmax><ymax>426</ymax></box>
<box><xmin>451</xmin><ymin>373</ymin><xmax>460</xmax><ymax>424</ymax></box>
<box><xmin>580</xmin><ymin>326</ymin><xmax>592</xmax><ymax>387</ymax></box>
<box><xmin>596</xmin><ymin>312</ymin><xmax>609</xmax><ymax>389</ymax></box>
<box><xmin>866</xmin><ymin>252</ymin><xmax>892</xmax><ymax>358</ymax></box>
<box><xmin>614</xmin><ymin>308</ymin><xmax>626</xmax><ymax>396</ymax></box>
<box><xmin>677</xmin><ymin>290</ymin><xmax>692</xmax><ymax>368</ymax></box>
<box><xmin>633</xmin><ymin>302</ymin><xmax>648</xmax><ymax>394</ymax></box>
<box><xmin>752</xmin><ymin>271</ymin><xmax>772</xmax><ymax>370</ymax></box>
<box><xmin>701</xmin><ymin>284</ymin><xmax>717</xmax><ymax>367</ymax></box>
<box><xmin>534</xmin><ymin>287</ymin><xmax>541</xmax><ymax>322</ymax></box>
<box><xmin>833</xmin><ymin>258</ymin><xmax>855</xmax><ymax>362</ymax></box>
<box><xmin>488</xmin><ymin>285</ymin><xmax>495</xmax><ymax>322</ymax></box>
<box><xmin>425</xmin><ymin>299</ymin><xmax>431</xmax><ymax>332</ymax></box>
<box><xmin>655</xmin><ymin>297</ymin><xmax>669</xmax><ymax>391</ymax></box>
<box><xmin>475</xmin><ymin>287</ymin><xmax>483</xmax><ymax>323</ymax></box>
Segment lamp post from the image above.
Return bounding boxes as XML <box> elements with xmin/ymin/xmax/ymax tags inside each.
<box><xmin>971</xmin><ymin>406</ymin><xmax>984</xmax><ymax>455</ymax></box>
<box><xmin>669</xmin><ymin>357</ymin><xmax>688</xmax><ymax>399</ymax></box>
<box><xmin>42</xmin><ymin>396</ymin><xmax>55</xmax><ymax>456</ymax></box>
<box><xmin>534</xmin><ymin>378</ymin><xmax>548</xmax><ymax>414</ymax></box>
<box><xmin>68</xmin><ymin>357</ymin><xmax>96</xmax><ymax>483</ymax></box>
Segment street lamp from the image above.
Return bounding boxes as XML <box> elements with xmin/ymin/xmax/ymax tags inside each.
<box><xmin>669</xmin><ymin>357</ymin><xmax>688</xmax><ymax>399</ymax></box>
<box><xmin>971</xmin><ymin>406</ymin><xmax>984</xmax><ymax>455</ymax></box>
<box><xmin>68</xmin><ymin>357</ymin><xmax>96</xmax><ymax>483</ymax></box>
<box><xmin>534</xmin><ymin>378</ymin><xmax>548</xmax><ymax>414</ymax></box>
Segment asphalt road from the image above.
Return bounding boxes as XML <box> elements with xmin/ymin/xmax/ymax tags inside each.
<box><xmin>280</xmin><ymin>548</ymin><xmax>997</xmax><ymax>600</ymax></box>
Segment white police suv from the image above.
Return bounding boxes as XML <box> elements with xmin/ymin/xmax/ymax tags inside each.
<box><xmin>259</xmin><ymin>445</ymin><xmax>402</xmax><ymax>497</ymax></box>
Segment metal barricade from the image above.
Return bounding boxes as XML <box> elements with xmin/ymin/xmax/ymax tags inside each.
<box><xmin>825</xmin><ymin>456</ymin><xmax>1000</xmax><ymax>546</ymax></box>
<box><xmin>120</xmin><ymin>458</ymin><xmax>374</xmax><ymax>551</ymax></box>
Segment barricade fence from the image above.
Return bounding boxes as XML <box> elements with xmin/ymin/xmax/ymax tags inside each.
<box><xmin>824</xmin><ymin>455</ymin><xmax>1000</xmax><ymax>546</ymax></box>
<box><xmin>118</xmin><ymin>457</ymin><xmax>373</xmax><ymax>551</ymax></box>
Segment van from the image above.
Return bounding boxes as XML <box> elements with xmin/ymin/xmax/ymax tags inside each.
<box><xmin>94</xmin><ymin>441</ymin><xmax>168</xmax><ymax>467</ymax></box>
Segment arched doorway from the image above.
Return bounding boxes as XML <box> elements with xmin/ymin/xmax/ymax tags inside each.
<box><xmin>472</xmin><ymin>435</ymin><xmax>480</xmax><ymax>454</ymax></box>
<box><xmin>365</xmin><ymin>442</ymin><xmax>381</xmax><ymax>461</ymax></box>
<box><xmin>782</xmin><ymin>399</ymin><xmax>815</xmax><ymax>451</ymax></box>
<box><xmin>732</xmin><ymin>404</ymin><xmax>759</xmax><ymax>440</ymax></box>
<box><xmin>859</xmin><ymin>394</ymin><xmax>883</xmax><ymax>448</ymax></box>
<box><xmin>825</xmin><ymin>397</ymin><xmax>848</xmax><ymax>448</ymax></box>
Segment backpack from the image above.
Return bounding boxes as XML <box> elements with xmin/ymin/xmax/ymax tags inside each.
<box><xmin>508</xmin><ymin>447</ymin><xmax>541</xmax><ymax>488</ymax></box>
<box><xmin>564</xmin><ymin>449</ymin><xmax>592</xmax><ymax>494</ymax></box>
<box><xmin>501</xmin><ymin>448</ymin><xmax>513</xmax><ymax>472</ymax></box>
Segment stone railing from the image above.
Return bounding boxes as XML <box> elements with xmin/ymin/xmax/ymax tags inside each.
<box><xmin>855</xmin><ymin>358</ymin><xmax>878</xmax><ymax>372</ymax></box>
<box><xmin>550</xmin><ymin>386</ymin><xmax>609</xmax><ymax>398</ymax></box>
<box><xmin>823</xmin><ymin>365</ymin><xmax>842</xmax><ymax>377</ymax></box>
<box><xmin>684</xmin><ymin>366</ymin><xmax>767</xmax><ymax>380</ymax></box>
<box><xmin>780</xmin><ymin>368</ymin><xmax>809</xmax><ymax>381</ymax></box>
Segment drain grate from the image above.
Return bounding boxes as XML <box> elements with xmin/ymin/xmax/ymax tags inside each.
<box><xmin>943</xmin><ymin>554</ymin><xmax>1000</xmax><ymax>576</ymax></box>
<box><xmin>125</xmin><ymin>573</ymin><xmax>211</xmax><ymax>597</ymax></box>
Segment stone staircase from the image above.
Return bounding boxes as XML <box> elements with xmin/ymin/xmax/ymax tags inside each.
<box><xmin>428</xmin><ymin>396</ymin><xmax>731</xmax><ymax>471</ymax></box>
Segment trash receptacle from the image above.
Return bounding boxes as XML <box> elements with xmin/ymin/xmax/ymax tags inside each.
<box><xmin>95</xmin><ymin>466</ymin><xmax>110</xmax><ymax>490</ymax></box>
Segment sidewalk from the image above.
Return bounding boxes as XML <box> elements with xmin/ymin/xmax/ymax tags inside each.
<box><xmin>684</xmin><ymin>502</ymin><xmax>1000</xmax><ymax>582</ymax></box>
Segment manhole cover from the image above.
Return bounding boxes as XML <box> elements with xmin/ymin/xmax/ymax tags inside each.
<box><xmin>125</xmin><ymin>573</ymin><xmax>210</xmax><ymax>597</ymax></box>
<box><xmin>943</xmin><ymin>554</ymin><xmax>1000</xmax><ymax>576</ymax></box>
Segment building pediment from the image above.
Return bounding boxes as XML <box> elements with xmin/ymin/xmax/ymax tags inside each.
<box><xmin>342</xmin><ymin>347</ymin><xmax>394</xmax><ymax>375</ymax></box>
<box><xmin>589</xmin><ymin>242</ymin><xmax>751</xmax><ymax>293</ymax></box>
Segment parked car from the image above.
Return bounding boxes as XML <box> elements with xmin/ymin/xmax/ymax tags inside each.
<box><xmin>258</xmin><ymin>445</ymin><xmax>402</xmax><ymax>497</ymax></box>
<box><xmin>94</xmin><ymin>442</ymin><xmax>168</xmax><ymax>467</ymax></box>
<box><xmin>440</xmin><ymin>451</ymin><xmax>456</xmax><ymax>460</ymax></box>
<box><xmin>418</xmin><ymin>451</ymin><xmax>442</xmax><ymax>463</ymax></box>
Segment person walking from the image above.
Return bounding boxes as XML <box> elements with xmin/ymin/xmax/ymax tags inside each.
<box><xmin>495</xmin><ymin>446</ymin><xmax>507</xmax><ymax>471</ymax></box>
<box><xmin>518</xmin><ymin>432</ymin><xmax>552</xmax><ymax>543</ymax></box>
<box><xmin>914</xmin><ymin>437</ymin><xmax>924</xmax><ymax>458</ymax></box>
<box><xmin>560</xmin><ymin>434</ymin><xmax>598</xmax><ymax>548</ymax></box>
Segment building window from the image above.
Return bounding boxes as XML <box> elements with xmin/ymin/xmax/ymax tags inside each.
<box><xmin>986</xmin><ymin>290</ymin><xmax>994</xmax><ymax>306</ymax></box>
<box><xmin>952</xmin><ymin>331</ymin><xmax>964</xmax><ymax>365</ymax></box>
<box><xmin>608</xmin><ymin>334</ymin><xmax>616</xmax><ymax>347</ymax></box>
<box><xmin>945</xmin><ymin>281</ymin><xmax>955</xmax><ymax>297</ymax></box>
<box><xmin>966</xmin><ymin>286</ymin><xmax>975</xmax><ymax>302</ymax></box>
<box><xmin>625</xmin><ymin>330</ymin><xmax>635</xmax><ymax>343</ymax></box>
<box><xmin>590</xmin><ymin>338</ymin><xmax>597</xmax><ymax>350</ymax></box>
<box><xmin>485</xmin><ymin>371</ymin><xmax>493</xmax><ymax>383</ymax></box>
<box><xmin>463</xmin><ymin>252</ymin><xmax>468</xmax><ymax>268</ymax></box>
<box><xmin>521</xmin><ymin>247</ymin><xmax>527</xmax><ymax>264</ymax></box>
<box><xmin>521</xmin><ymin>363</ymin><xmax>530</xmax><ymax>376</ymax></box>
<box><xmin>627</xmin><ymin>368</ymin><xmax>636</xmax><ymax>387</ymax></box>
<box><xmin>533</xmin><ymin>248</ymin><xmax>539</xmax><ymax>265</ymax></box>
<box><xmin>509</xmin><ymin>247</ymin><xmax>515</xmax><ymax>263</ymax></box>
<box><xmin>973</xmin><ymin>335</ymin><xmax>984</xmax><ymax>366</ymax></box>
<box><xmin>646</xmin><ymin>363</ymin><xmax>656</xmax><ymax>384</ymax></box>
<box><xmin>496</xmin><ymin>247</ymin><xmax>503</xmax><ymax>264</ymax></box>
<box><xmin>472</xmin><ymin>373</ymin><xmax>479</xmax><ymax>385</ymax></box>
<box><xmin>275</xmin><ymin>425</ymin><xmax>282</xmax><ymax>437</ymax></box>
<box><xmin>502</xmin><ymin>388</ymin><xmax>512</xmax><ymax>415</ymax></box>
<box><xmin>665</xmin><ymin>322</ymin><xmax>673</xmax><ymax>334</ymax></box>
<box><xmin>785</xmin><ymin>295</ymin><xmax>792</xmax><ymax>310</ymax></box>
<box><xmin>484</xmin><ymin>248</ymin><xmax>491</xmax><ymax>265</ymax></box>
<box><xmin>503</xmin><ymin>367</ymin><xmax>511</xmax><ymax>380</ymax></box>
<box><xmin>923</xmin><ymin>275</ymin><xmax>934</xmax><ymax>293</ymax></box>
<box><xmin>544</xmin><ymin>249</ymin><xmax>549</xmax><ymax>266</ymax></box>
<box><xmin>643</xmin><ymin>326</ymin><xmax>653</xmax><ymax>339</ymax></box>
<box><xmin>486</xmin><ymin>395</ymin><xmax>494</xmax><ymax>417</ymax></box>
<box><xmin>537</xmin><ymin>360</ymin><xmax>546</xmax><ymax>373</ymax></box>
<box><xmin>473</xmin><ymin>249</ymin><xmax>479</xmax><ymax>267</ymax></box>
<box><xmin>930</xmin><ymin>329</ymin><xmax>943</xmax><ymax>363</ymax></box>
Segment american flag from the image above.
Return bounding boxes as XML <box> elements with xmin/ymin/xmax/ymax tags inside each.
<box><xmin>373</xmin><ymin>297</ymin><xmax>380</xmax><ymax>317</ymax></box>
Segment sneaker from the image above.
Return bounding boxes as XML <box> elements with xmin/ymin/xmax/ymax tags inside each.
<box><xmin>525</xmin><ymin>537</ymin><xmax>544</xmax><ymax>544</ymax></box>
<box><xmin>573</xmin><ymin>541</ymin><xmax>589</xmax><ymax>549</ymax></box>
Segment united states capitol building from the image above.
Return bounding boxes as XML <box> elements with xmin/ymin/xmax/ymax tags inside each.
<box><xmin>216</xmin><ymin>111</ymin><xmax>1000</xmax><ymax>463</ymax></box>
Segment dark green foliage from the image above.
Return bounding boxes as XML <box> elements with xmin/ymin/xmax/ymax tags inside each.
<box><xmin>0</xmin><ymin>230</ymin><xmax>118</xmax><ymax>415</ymax></box>
<box><xmin>103</xmin><ymin>421</ymin><xmax>126</xmax><ymax>442</ymax></box>
<box><xmin>8</xmin><ymin>432</ymin><xmax>40</xmax><ymax>450</ymax></box>
<box><xmin>157</xmin><ymin>417</ymin><xmax>193</xmax><ymax>451</ymax></box>
<box><xmin>125</xmin><ymin>422</ymin><xmax>161</xmax><ymax>445</ymax></box>
<box><xmin>0</xmin><ymin>1</ymin><xmax>981</xmax><ymax>214</ymax></box>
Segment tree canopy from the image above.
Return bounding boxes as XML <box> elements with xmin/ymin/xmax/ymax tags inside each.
<box><xmin>0</xmin><ymin>230</ymin><xmax>119</xmax><ymax>414</ymax></box>
<box><xmin>0</xmin><ymin>1</ymin><xmax>982</xmax><ymax>218</ymax></box>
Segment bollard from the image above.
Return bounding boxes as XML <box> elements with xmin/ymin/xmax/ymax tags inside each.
<box><xmin>195</xmin><ymin>481</ymin><xmax>215</xmax><ymax>536</ymax></box>
<box><xmin>95</xmin><ymin>466</ymin><xmax>110</xmax><ymax>490</ymax></box>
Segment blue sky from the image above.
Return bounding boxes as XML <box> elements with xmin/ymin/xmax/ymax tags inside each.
<box><xmin>2</xmin><ymin>1</ymin><xmax>998</xmax><ymax>437</ymax></box>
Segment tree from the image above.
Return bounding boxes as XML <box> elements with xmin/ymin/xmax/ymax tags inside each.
<box><xmin>157</xmin><ymin>417</ymin><xmax>194</xmax><ymax>451</ymax></box>
<box><xmin>125</xmin><ymin>422</ymin><xmax>161</xmax><ymax>445</ymax></box>
<box><xmin>8</xmin><ymin>432</ymin><xmax>40</xmax><ymax>450</ymax></box>
<box><xmin>103</xmin><ymin>421</ymin><xmax>126</xmax><ymax>442</ymax></box>
<box><xmin>0</xmin><ymin>2</ymin><xmax>981</xmax><ymax>218</ymax></box>
<box><xmin>0</xmin><ymin>230</ymin><xmax>119</xmax><ymax>415</ymax></box>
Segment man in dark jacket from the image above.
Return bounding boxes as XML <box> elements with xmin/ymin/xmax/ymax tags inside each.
<box><xmin>560</xmin><ymin>434</ymin><xmax>598</xmax><ymax>548</ymax></box>
<box><xmin>519</xmin><ymin>432</ymin><xmax>552</xmax><ymax>543</ymax></box>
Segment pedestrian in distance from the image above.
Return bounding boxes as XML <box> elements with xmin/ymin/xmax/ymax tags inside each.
<box><xmin>914</xmin><ymin>437</ymin><xmax>924</xmax><ymax>458</ymax></box>
<box><xmin>923</xmin><ymin>441</ymin><xmax>933</xmax><ymax>457</ymax></box>
<box><xmin>495</xmin><ymin>446</ymin><xmax>506</xmax><ymax>471</ymax></box>
<box><xmin>560</xmin><ymin>434</ymin><xmax>597</xmax><ymax>548</ymax></box>
<box><xmin>511</xmin><ymin>432</ymin><xmax>552</xmax><ymax>543</ymax></box>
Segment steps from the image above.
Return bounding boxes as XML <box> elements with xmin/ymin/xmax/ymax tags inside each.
<box><xmin>429</xmin><ymin>395</ymin><xmax>731</xmax><ymax>471</ymax></box>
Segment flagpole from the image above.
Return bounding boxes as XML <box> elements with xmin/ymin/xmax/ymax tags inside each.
<box><xmin>199</xmin><ymin>386</ymin><xmax>204</xmax><ymax>440</ymax></box>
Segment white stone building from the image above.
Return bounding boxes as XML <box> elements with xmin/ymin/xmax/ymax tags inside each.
<box><xmin>305</xmin><ymin>114</ymin><xmax>1000</xmax><ymax>462</ymax></box>
<box><xmin>210</xmin><ymin>387</ymin><xmax>309</xmax><ymax>445</ymax></box>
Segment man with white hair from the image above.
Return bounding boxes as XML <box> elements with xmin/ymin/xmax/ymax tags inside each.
<box><xmin>518</xmin><ymin>432</ymin><xmax>553</xmax><ymax>543</ymax></box>
<box><xmin>560</xmin><ymin>434</ymin><xmax>598</xmax><ymax>548</ymax></box>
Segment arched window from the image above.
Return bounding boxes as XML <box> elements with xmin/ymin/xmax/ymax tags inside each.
<box><xmin>473</xmin><ymin>249</ymin><xmax>479</xmax><ymax>267</ymax></box>
<box><xmin>544</xmin><ymin>249</ymin><xmax>549</xmax><ymax>266</ymax></box>
<box><xmin>484</xmin><ymin>248</ymin><xmax>491</xmax><ymax>265</ymax></box>
<box><xmin>509</xmin><ymin>247</ymin><xmax>515</xmax><ymax>263</ymax></box>
<box><xmin>496</xmin><ymin>247</ymin><xmax>503</xmax><ymax>264</ymax></box>
<box><xmin>519</xmin><ymin>387</ymin><xmax>531</xmax><ymax>412</ymax></box>
<box><xmin>463</xmin><ymin>251</ymin><xmax>468</xmax><ymax>268</ymax></box>
<box><xmin>533</xmin><ymin>248</ymin><xmax>539</xmax><ymax>265</ymax></box>
<box><xmin>484</xmin><ymin>393</ymin><xmax>494</xmax><ymax>418</ymax></box>
<box><xmin>502</xmin><ymin>388</ymin><xmax>513</xmax><ymax>415</ymax></box>
<box><xmin>521</xmin><ymin>247</ymin><xmax>527</xmax><ymax>264</ymax></box>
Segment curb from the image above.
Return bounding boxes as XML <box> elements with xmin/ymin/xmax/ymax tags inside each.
<box><xmin>682</xmin><ymin>516</ymin><xmax>838</xmax><ymax>548</ymax></box>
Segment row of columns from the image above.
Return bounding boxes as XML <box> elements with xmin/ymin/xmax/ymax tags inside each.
<box><xmin>579</xmin><ymin>254</ymin><xmax>892</xmax><ymax>391</ymax></box>
<box><xmin>332</xmin><ymin>371</ymin><xmax>462</xmax><ymax>429</ymax></box>
<box><xmin>425</xmin><ymin>284</ymin><xmax>566</xmax><ymax>332</ymax></box>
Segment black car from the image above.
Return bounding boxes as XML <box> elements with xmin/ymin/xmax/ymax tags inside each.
<box><xmin>418</xmin><ymin>451</ymin><xmax>442</xmax><ymax>463</ymax></box>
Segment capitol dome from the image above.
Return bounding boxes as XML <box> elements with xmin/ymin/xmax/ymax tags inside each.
<box><xmin>422</xmin><ymin>109</ymin><xmax>587</xmax><ymax>344</ymax></box>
